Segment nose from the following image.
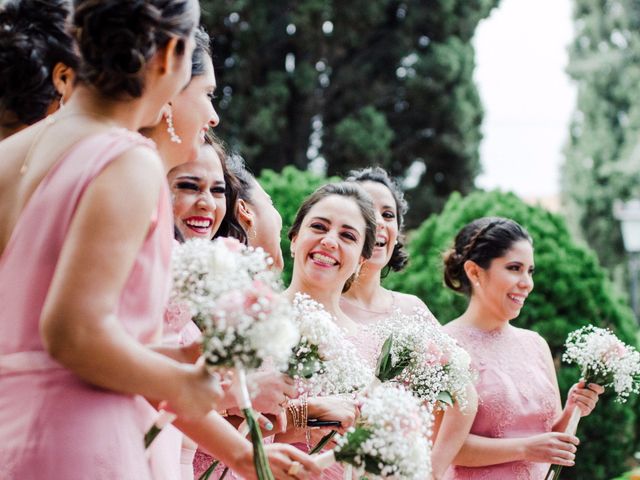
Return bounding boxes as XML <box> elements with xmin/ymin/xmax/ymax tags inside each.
<box><xmin>196</xmin><ymin>191</ymin><xmax>216</xmax><ymax>211</ymax></box>
<box><xmin>209</xmin><ymin>106</ymin><xmax>220</xmax><ymax>129</ymax></box>
<box><xmin>319</xmin><ymin>231</ymin><xmax>338</xmax><ymax>250</ymax></box>
<box><xmin>519</xmin><ymin>272</ymin><xmax>534</xmax><ymax>291</ymax></box>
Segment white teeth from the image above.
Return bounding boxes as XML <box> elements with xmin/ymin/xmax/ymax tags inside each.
<box><xmin>508</xmin><ymin>294</ymin><xmax>525</xmax><ymax>305</ymax></box>
<box><xmin>311</xmin><ymin>253</ymin><xmax>337</xmax><ymax>266</ymax></box>
<box><xmin>186</xmin><ymin>219</ymin><xmax>212</xmax><ymax>228</ymax></box>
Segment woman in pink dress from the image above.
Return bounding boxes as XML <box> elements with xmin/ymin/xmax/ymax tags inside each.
<box><xmin>0</xmin><ymin>0</ymin><xmax>77</xmax><ymax>140</ymax></box>
<box><xmin>0</xmin><ymin>0</ymin><xmax>230</xmax><ymax>478</ymax></box>
<box><xmin>279</xmin><ymin>182</ymin><xmax>380</xmax><ymax>479</ymax></box>
<box><xmin>441</xmin><ymin>217</ymin><xmax>604</xmax><ymax>479</ymax></box>
<box><xmin>340</xmin><ymin>167</ymin><xmax>478</xmax><ymax>480</ymax></box>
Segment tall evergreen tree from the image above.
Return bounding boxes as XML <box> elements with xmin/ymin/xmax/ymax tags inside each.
<box><xmin>562</xmin><ymin>0</ymin><xmax>640</xmax><ymax>281</ymax></box>
<box><xmin>200</xmin><ymin>0</ymin><xmax>498</xmax><ymax>226</ymax></box>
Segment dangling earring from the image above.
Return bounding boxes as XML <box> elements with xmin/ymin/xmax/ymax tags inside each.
<box><xmin>59</xmin><ymin>95</ymin><xmax>65</xmax><ymax>109</ymax></box>
<box><xmin>290</xmin><ymin>250</ymin><xmax>295</xmax><ymax>258</ymax></box>
<box><xmin>165</xmin><ymin>109</ymin><xmax>182</xmax><ymax>144</ymax></box>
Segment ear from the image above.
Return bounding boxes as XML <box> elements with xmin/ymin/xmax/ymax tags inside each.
<box><xmin>289</xmin><ymin>233</ymin><xmax>298</xmax><ymax>258</ymax></box>
<box><xmin>52</xmin><ymin>62</ymin><xmax>74</xmax><ymax>101</ymax></box>
<box><xmin>157</xmin><ymin>37</ymin><xmax>181</xmax><ymax>75</ymax></box>
<box><xmin>463</xmin><ymin>259</ymin><xmax>483</xmax><ymax>286</ymax></box>
<box><xmin>236</xmin><ymin>198</ymin><xmax>254</xmax><ymax>230</ymax></box>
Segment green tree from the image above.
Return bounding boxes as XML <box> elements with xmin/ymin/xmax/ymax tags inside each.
<box><xmin>562</xmin><ymin>0</ymin><xmax>640</xmax><ymax>284</ymax></box>
<box><xmin>386</xmin><ymin>190</ymin><xmax>639</xmax><ymax>479</ymax></box>
<box><xmin>258</xmin><ymin>166</ymin><xmax>339</xmax><ymax>284</ymax></box>
<box><xmin>200</xmin><ymin>0</ymin><xmax>499</xmax><ymax>227</ymax></box>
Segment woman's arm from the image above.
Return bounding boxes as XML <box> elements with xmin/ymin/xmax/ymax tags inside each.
<box><xmin>40</xmin><ymin>148</ymin><xmax>220</xmax><ymax>419</ymax></box>
<box><xmin>453</xmin><ymin>431</ymin><xmax>578</xmax><ymax>468</ymax></box>
<box><xmin>175</xmin><ymin>412</ymin><xmax>321</xmax><ymax>479</ymax></box>
<box><xmin>537</xmin><ymin>336</ymin><xmax>604</xmax><ymax>432</ymax></box>
<box><xmin>431</xmin><ymin>384</ymin><xmax>477</xmax><ymax>479</ymax></box>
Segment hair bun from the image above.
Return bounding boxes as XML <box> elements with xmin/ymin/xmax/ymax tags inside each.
<box><xmin>74</xmin><ymin>0</ymin><xmax>163</xmax><ymax>98</ymax></box>
<box><xmin>0</xmin><ymin>0</ymin><xmax>77</xmax><ymax>126</ymax></box>
<box><xmin>443</xmin><ymin>248</ymin><xmax>468</xmax><ymax>294</ymax></box>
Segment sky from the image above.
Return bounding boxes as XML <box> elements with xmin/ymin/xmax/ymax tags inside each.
<box><xmin>473</xmin><ymin>0</ymin><xmax>576</xmax><ymax>198</ymax></box>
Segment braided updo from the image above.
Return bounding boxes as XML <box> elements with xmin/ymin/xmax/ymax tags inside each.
<box><xmin>73</xmin><ymin>0</ymin><xmax>198</xmax><ymax>98</ymax></box>
<box><xmin>443</xmin><ymin>217</ymin><xmax>532</xmax><ymax>296</ymax></box>
<box><xmin>0</xmin><ymin>0</ymin><xmax>78</xmax><ymax>127</ymax></box>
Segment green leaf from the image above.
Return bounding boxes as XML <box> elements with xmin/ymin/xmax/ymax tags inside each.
<box><xmin>437</xmin><ymin>391</ymin><xmax>454</xmax><ymax>407</ymax></box>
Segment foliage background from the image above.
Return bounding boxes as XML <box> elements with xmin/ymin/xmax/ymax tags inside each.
<box><xmin>562</xmin><ymin>0</ymin><xmax>640</xmax><ymax>285</ymax></box>
<box><xmin>200</xmin><ymin>0</ymin><xmax>499</xmax><ymax>227</ymax></box>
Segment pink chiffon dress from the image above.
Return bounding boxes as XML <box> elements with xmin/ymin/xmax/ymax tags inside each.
<box><xmin>0</xmin><ymin>130</ymin><xmax>176</xmax><ymax>479</ymax></box>
<box><xmin>442</xmin><ymin>322</ymin><xmax>560</xmax><ymax>480</ymax></box>
<box><xmin>163</xmin><ymin>299</ymin><xmax>204</xmax><ymax>480</ymax></box>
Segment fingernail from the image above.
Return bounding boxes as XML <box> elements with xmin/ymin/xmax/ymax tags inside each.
<box><xmin>265</xmin><ymin>422</ymin><xmax>273</xmax><ymax>431</ymax></box>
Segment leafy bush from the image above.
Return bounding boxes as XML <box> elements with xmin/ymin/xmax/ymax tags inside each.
<box><xmin>258</xmin><ymin>166</ymin><xmax>339</xmax><ymax>284</ymax></box>
<box><xmin>386</xmin><ymin>190</ymin><xmax>639</xmax><ymax>479</ymax></box>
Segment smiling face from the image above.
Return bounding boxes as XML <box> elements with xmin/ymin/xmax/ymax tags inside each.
<box><xmin>290</xmin><ymin>195</ymin><xmax>367</xmax><ymax>291</ymax></box>
<box><xmin>473</xmin><ymin>239</ymin><xmax>535</xmax><ymax>321</ymax></box>
<box><xmin>170</xmin><ymin>55</ymin><xmax>219</xmax><ymax>163</ymax></box>
<box><xmin>168</xmin><ymin>143</ymin><xmax>226</xmax><ymax>240</ymax></box>
<box><xmin>359</xmin><ymin>181</ymin><xmax>399</xmax><ymax>271</ymax></box>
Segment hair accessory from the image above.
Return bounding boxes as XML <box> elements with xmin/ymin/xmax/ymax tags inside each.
<box><xmin>165</xmin><ymin>109</ymin><xmax>182</xmax><ymax>144</ymax></box>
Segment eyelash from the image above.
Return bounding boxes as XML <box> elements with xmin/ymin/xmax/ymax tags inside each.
<box><xmin>382</xmin><ymin>211</ymin><xmax>395</xmax><ymax>219</ymax></box>
<box><xmin>176</xmin><ymin>181</ymin><xmax>198</xmax><ymax>191</ymax></box>
<box><xmin>310</xmin><ymin>223</ymin><xmax>356</xmax><ymax>242</ymax></box>
<box><xmin>208</xmin><ymin>93</ymin><xmax>217</xmax><ymax>101</ymax></box>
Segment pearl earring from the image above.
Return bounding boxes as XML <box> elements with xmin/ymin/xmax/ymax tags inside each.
<box><xmin>165</xmin><ymin>110</ymin><xmax>182</xmax><ymax>144</ymax></box>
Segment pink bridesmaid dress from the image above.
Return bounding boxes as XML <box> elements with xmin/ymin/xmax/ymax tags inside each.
<box><xmin>0</xmin><ymin>130</ymin><xmax>176</xmax><ymax>479</ymax></box>
<box><xmin>442</xmin><ymin>323</ymin><xmax>560</xmax><ymax>480</ymax></box>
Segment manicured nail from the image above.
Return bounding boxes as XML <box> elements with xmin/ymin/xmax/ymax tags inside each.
<box><xmin>265</xmin><ymin>422</ymin><xmax>273</xmax><ymax>431</ymax></box>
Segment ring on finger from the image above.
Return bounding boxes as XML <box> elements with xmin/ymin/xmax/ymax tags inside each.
<box><xmin>287</xmin><ymin>461</ymin><xmax>302</xmax><ymax>476</ymax></box>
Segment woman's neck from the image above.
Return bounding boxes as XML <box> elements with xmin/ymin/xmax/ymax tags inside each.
<box><xmin>342</xmin><ymin>264</ymin><xmax>388</xmax><ymax>310</ymax></box>
<box><xmin>65</xmin><ymin>86</ymin><xmax>148</xmax><ymax>132</ymax></box>
<box><xmin>285</xmin><ymin>277</ymin><xmax>359</xmax><ymax>334</ymax></box>
<box><xmin>457</xmin><ymin>297</ymin><xmax>509</xmax><ymax>332</ymax></box>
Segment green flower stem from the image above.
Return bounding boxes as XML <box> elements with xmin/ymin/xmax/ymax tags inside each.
<box><xmin>197</xmin><ymin>460</ymin><xmax>219</xmax><ymax>480</ymax></box>
<box><xmin>244</xmin><ymin>407</ymin><xmax>275</xmax><ymax>480</ymax></box>
<box><xmin>309</xmin><ymin>430</ymin><xmax>337</xmax><ymax>455</ymax></box>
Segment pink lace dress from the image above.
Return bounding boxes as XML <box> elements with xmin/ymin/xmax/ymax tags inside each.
<box><xmin>442</xmin><ymin>322</ymin><xmax>560</xmax><ymax>480</ymax></box>
<box><xmin>0</xmin><ymin>130</ymin><xmax>175</xmax><ymax>479</ymax></box>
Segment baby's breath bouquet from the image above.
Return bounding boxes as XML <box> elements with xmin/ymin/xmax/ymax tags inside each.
<box><xmin>170</xmin><ymin>237</ymin><xmax>280</xmax><ymax>330</ymax></box>
<box><xmin>148</xmin><ymin>238</ymin><xmax>299</xmax><ymax>480</ymax></box>
<box><xmin>546</xmin><ymin>325</ymin><xmax>640</xmax><ymax>480</ymax></box>
<box><xmin>372</xmin><ymin>309</ymin><xmax>475</xmax><ymax>411</ymax></box>
<box><xmin>289</xmin><ymin>293</ymin><xmax>373</xmax><ymax>396</ymax></box>
<box><xmin>315</xmin><ymin>384</ymin><xmax>433</xmax><ymax>479</ymax></box>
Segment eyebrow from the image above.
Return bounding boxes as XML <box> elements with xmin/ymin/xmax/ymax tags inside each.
<box><xmin>311</xmin><ymin>216</ymin><xmax>361</xmax><ymax>233</ymax></box>
<box><xmin>176</xmin><ymin>175</ymin><xmax>200</xmax><ymax>181</ymax></box>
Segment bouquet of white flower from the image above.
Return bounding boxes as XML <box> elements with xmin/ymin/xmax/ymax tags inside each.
<box><xmin>545</xmin><ymin>325</ymin><xmax>640</xmax><ymax>480</ymax></box>
<box><xmin>289</xmin><ymin>293</ymin><xmax>373</xmax><ymax>396</ymax></box>
<box><xmin>315</xmin><ymin>384</ymin><xmax>433</xmax><ymax>479</ymax></box>
<box><xmin>170</xmin><ymin>237</ymin><xmax>280</xmax><ymax>330</ymax></box>
<box><xmin>372</xmin><ymin>309</ymin><xmax>475</xmax><ymax>411</ymax></box>
<box><xmin>148</xmin><ymin>238</ymin><xmax>299</xmax><ymax>480</ymax></box>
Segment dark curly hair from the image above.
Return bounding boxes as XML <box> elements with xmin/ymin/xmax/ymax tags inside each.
<box><xmin>443</xmin><ymin>217</ymin><xmax>532</xmax><ymax>296</ymax></box>
<box><xmin>288</xmin><ymin>182</ymin><xmax>377</xmax><ymax>293</ymax></box>
<box><xmin>204</xmin><ymin>133</ymin><xmax>246</xmax><ymax>244</ymax></box>
<box><xmin>346</xmin><ymin>166</ymin><xmax>409</xmax><ymax>277</ymax></box>
<box><xmin>0</xmin><ymin>0</ymin><xmax>79</xmax><ymax>128</ymax></box>
<box><xmin>73</xmin><ymin>0</ymin><xmax>198</xmax><ymax>99</ymax></box>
